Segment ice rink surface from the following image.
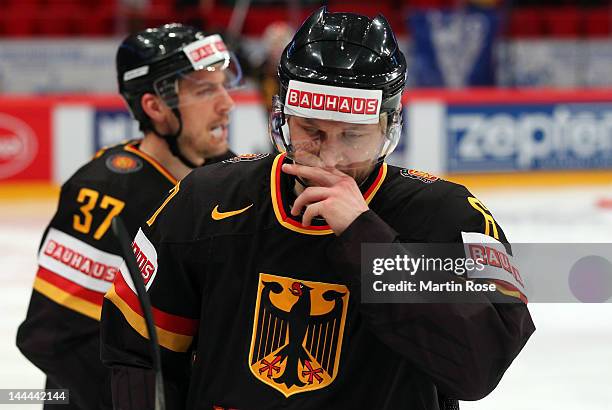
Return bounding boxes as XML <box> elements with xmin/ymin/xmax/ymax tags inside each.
<box><xmin>1</xmin><ymin>183</ymin><xmax>611</xmax><ymax>409</ymax></box>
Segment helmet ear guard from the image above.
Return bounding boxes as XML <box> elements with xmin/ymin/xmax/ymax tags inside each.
<box><xmin>379</xmin><ymin>108</ymin><xmax>403</xmax><ymax>159</ymax></box>
<box><xmin>269</xmin><ymin>95</ymin><xmax>289</xmax><ymax>155</ymax></box>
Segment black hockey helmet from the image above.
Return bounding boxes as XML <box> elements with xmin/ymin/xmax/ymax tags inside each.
<box><xmin>116</xmin><ymin>23</ymin><xmax>242</xmax><ymax>167</ymax></box>
<box><xmin>270</xmin><ymin>7</ymin><xmax>407</xmax><ymax>169</ymax></box>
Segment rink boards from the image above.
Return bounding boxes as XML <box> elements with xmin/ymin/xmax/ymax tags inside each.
<box><xmin>0</xmin><ymin>89</ymin><xmax>611</xmax><ymax>186</ymax></box>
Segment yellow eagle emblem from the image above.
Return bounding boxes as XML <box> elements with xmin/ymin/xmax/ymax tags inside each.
<box><xmin>248</xmin><ymin>273</ymin><xmax>349</xmax><ymax>397</ymax></box>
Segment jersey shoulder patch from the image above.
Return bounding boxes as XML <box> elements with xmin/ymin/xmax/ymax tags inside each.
<box><xmin>222</xmin><ymin>153</ymin><xmax>270</xmax><ymax>164</ymax></box>
<box><xmin>399</xmin><ymin>168</ymin><xmax>440</xmax><ymax>184</ymax></box>
<box><xmin>104</xmin><ymin>151</ymin><xmax>143</xmax><ymax>174</ymax></box>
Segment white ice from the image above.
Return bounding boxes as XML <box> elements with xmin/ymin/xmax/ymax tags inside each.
<box><xmin>1</xmin><ymin>184</ymin><xmax>611</xmax><ymax>409</ymax></box>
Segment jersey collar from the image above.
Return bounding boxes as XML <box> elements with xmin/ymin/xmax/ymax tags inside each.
<box><xmin>124</xmin><ymin>142</ymin><xmax>178</xmax><ymax>185</ymax></box>
<box><xmin>270</xmin><ymin>153</ymin><xmax>387</xmax><ymax>235</ymax></box>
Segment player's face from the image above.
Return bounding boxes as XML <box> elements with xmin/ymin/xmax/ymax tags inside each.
<box><xmin>174</xmin><ymin>69</ymin><xmax>235</xmax><ymax>160</ymax></box>
<box><xmin>287</xmin><ymin>116</ymin><xmax>385</xmax><ymax>182</ymax></box>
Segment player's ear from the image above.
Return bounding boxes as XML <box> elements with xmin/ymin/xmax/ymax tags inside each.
<box><xmin>140</xmin><ymin>93</ymin><xmax>169</xmax><ymax>123</ymax></box>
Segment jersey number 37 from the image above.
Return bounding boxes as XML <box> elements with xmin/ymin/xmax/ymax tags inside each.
<box><xmin>73</xmin><ymin>187</ymin><xmax>125</xmax><ymax>240</ymax></box>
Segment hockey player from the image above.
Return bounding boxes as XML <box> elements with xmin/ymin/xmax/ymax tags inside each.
<box><xmin>101</xmin><ymin>8</ymin><xmax>535</xmax><ymax>410</ymax></box>
<box><xmin>16</xmin><ymin>23</ymin><xmax>242</xmax><ymax>410</ymax></box>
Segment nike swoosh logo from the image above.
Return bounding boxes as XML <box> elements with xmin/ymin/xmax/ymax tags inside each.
<box><xmin>211</xmin><ymin>204</ymin><xmax>253</xmax><ymax>220</ymax></box>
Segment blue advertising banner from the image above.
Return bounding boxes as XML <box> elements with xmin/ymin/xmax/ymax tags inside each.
<box><xmin>93</xmin><ymin>109</ymin><xmax>140</xmax><ymax>152</ymax></box>
<box><xmin>447</xmin><ymin>103</ymin><xmax>612</xmax><ymax>172</ymax></box>
<box><xmin>408</xmin><ymin>11</ymin><xmax>499</xmax><ymax>87</ymax></box>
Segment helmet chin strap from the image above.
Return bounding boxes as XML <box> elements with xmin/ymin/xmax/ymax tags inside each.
<box><xmin>284</xmin><ymin>141</ymin><xmax>312</xmax><ymax>191</ymax></box>
<box><xmin>152</xmin><ymin>107</ymin><xmax>199</xmax><ymax>169</ymax></box>
<box><xmin>289</xmin><ymin>159</ymin><xmax>310</xmax><ymax>192</ymax></box>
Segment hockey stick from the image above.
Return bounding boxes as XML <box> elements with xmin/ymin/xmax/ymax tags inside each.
<box><xmin>112</xmin><ymin>217</ymin><xmax>166</xmax><ymax>410</ymax></box>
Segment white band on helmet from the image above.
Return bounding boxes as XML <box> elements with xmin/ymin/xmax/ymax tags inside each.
<box><xmin>183</xmin><ymin>34</ymin><xmax>230</xmax><ymax>70</ymax></box>
<box><xmin>284</xmin><ymin>80</ymin><xmax>382</xmax><ymax>125</ymax></box>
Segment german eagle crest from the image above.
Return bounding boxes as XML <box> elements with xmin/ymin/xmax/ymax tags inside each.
<box><xmin>248</xmin><ymin>273</ymin><xmax>349</xmax><ymax>397</ymax></box>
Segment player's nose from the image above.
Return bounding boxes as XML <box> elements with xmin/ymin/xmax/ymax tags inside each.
<box><xmin>318</xmin><ymin>139</ymin><xmax>343</xmax><ymax>168</ymax></box>
<box><xmin>216</xmin><ymin>87</ymin><xmax>235</xmax><ymax>115</ymax></box>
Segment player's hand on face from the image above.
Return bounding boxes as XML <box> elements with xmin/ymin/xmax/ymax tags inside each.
<box><xmin>282</xmin><ymin>163</ymin><xmax>368</xmax><ymax>236</ymax></box>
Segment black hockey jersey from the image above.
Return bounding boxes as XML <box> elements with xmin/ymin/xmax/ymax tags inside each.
<box><xmin>17</xmin><ymin>141</ymin><xmax>178</xmax><ymax>409</ymax></box>
<box><xmin>101</xmin><ymin>153</ymin><xmax>535</xmax><ymax>410</ymax></box>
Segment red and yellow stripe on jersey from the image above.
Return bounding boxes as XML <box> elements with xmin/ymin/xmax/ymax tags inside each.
<box><xmin>105</xmin><ymin>272</ymin><xmax>198</xmax><ymax>353</ymax></box>
<box><xmin>270</xmin><ymin>153</ymin><xmax>387</xmax><ymax>235</ymax></box>
<box><xmin>492</xmin><ymin>280</ymin><xmax>528</xmax><ymax>304</ymax></box>
<box><xmin>34</xmin><ymin>228</ymin><xmax>122</xmax><ymax>320</ymax></box>
<box><xmin>34</xmin><ymin>267</ymin><xmax>106</xmax><ymax>320</ymax></box>
<box><xmin>103</xmin><ymin>227</ymin><xmax>198</xmax><ymax>352</ymax></box>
